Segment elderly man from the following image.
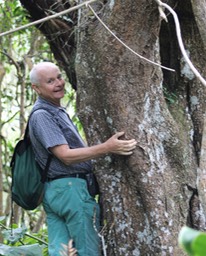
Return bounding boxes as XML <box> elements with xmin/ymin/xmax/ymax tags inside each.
<box><xmin>29</xmin><ymin>62</ymin><xmax>137</xmax><ymax>256</ymax></box>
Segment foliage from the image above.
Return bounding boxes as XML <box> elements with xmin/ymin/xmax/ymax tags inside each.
<box><xmin>0</xmin><ymin>216</ymin><xmax>48</xmax><ymax>255</ymax></box>
<box><xmin>0</xmin><ymin>244</ymin><xmax>44</xmax><ymax>256</ymax></box>
<box><xmin>178</xmin><ymin>226</ymin><xmax>206</xmax><ymax>256</ymax></box>
<box><xmin>163</xmin><ymin>86</ymin><xmax>178</xmax><ymax>105</ymax></box>
<box><xmin>0</xmin><ymin>1</ymin><xmax>80</xmax><ymax>255</ymax></box>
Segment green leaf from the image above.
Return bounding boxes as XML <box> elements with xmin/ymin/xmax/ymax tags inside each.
<box><xmin>0</xmin><ymin>243</ymin><xmax>44</xmax><ymax>256</ymax></box>
<box><xmin>178</xmin><ymin>226</ymin><xmax>200</xmax><ymax>255</ymax></box>
<box><xmin>2</xmin><ymin>226</ymin><xmax>27</xmax><ymax>244</ymax></box>
<box><xmin>192</xmin><ymin>233</ymin><xmax>206</xmax><ymax>255</ymax></box>
<box><xmin>178</xmin><ymin>226</ymin><xmax>206</xmax><ymax>256</ymax></box>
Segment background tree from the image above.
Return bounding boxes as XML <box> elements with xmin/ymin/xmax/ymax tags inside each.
<box><xmin>4</xmin><ymin>0</ymin><xmax>206</xmax><ymax>255</ymax></box>
<box><xmin>0</xmin><ymin>2</ymin><xmax>78</xmax><ymax>250</ymax></box>
<box><xmin>0</xmin><ymin>0</ymin><xmax>56</xmax><ymax>236</ymax></box>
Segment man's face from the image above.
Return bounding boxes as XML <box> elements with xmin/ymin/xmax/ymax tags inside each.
<box><xmin>33</xmin><ymin>64</ymin><xmax>65</xmax><ymax>106</ymax></box>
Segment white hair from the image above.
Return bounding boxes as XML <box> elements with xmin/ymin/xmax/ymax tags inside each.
<box><xmin>30</xmin><ymin>62</ymin><xmax>58</xmax><ymax>85</ymax></box>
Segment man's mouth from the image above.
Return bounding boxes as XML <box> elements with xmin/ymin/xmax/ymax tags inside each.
<box><xmin>54</xmin><ymin>87</ymin><xmax>64</xmax><ymax>92</ymax></box>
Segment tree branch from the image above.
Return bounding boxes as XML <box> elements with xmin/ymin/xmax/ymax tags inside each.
<box><xmin>0</xmin><ymin>0</ymin><xmax>98</xmax><ymax>38</ymax></box>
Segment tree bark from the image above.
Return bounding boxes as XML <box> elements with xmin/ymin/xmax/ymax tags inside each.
<box><xmin>191</xmin><ymin>0</ymin><xmax>206</xmax><ymax>51</ymax></box>
<box><xmin>75</xmin><ymin>1</ymin><xmax>200</xmax><ymax>255</ymax></box>
<box><xmin>20</xmin><ymin>0</ymin><xmax>206</xmax><ymax>255</ymax></box>
<box><xmin>190</xmin><ymin>0</ymin><xmax>206</xmax><ymax>216</ymax></box>
<box><xmin>0</xmin><ymin>63</ymin><xmax>5</xmax><ymax>243</ymax></box>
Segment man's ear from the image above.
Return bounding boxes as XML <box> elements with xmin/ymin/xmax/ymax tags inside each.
<box><xmin>32</xmin><ymin>84</ymin><xmax>40</xmax><ymax>94</ymax></box>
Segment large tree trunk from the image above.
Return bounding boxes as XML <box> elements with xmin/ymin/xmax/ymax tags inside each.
<box><xmin>20</xmin><ymin>0</ymin><xmax>206</xmax><ymax>255</ymax></box>
<box><xmin>76</xmin><ymin>1</ymin><xmax>203</xmax><ymax>255</ymax></box>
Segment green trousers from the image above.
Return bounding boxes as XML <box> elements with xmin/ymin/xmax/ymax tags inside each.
<box><xmin>43</xmin><ymin>177</ymin><xmax>100</xmax><ymax>256</ymax></box>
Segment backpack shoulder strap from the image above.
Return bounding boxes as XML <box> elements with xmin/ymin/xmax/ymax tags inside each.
<box><xmin>24</xmin><ymin>107</ymin><xmax>54</xmax><ymax>138</ymax></box>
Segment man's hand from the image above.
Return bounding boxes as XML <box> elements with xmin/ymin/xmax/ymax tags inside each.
<box><xmin>60</xmin><ymin>240</ymin><xmax>77</xmax><ymax>256</ymax></box>
<box><xmin>104</xmin><ymin>131</ymin><xmax>137</xmax><ymax>155</ymax></box>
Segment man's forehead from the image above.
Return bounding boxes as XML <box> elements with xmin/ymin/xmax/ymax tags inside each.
<box><xmin>38</xmin><ymin>66</ymin><xmax>60</xmax><ymax>77</ymax></box>
<box><xmin>35</xmin><ymin>62</ymin><xmax>57</xmax><ymax>69</ymax></box>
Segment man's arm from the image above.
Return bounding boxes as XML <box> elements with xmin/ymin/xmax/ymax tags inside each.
<box><xmin>49</xmin><ymin>132</ymin><xmax>137</xmax><ymax>165</ymax></box>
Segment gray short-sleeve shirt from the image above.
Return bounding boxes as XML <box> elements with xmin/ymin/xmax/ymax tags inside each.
<box><xmin>29</xmin><ymin>97</ymin><xmax>92</xmax><ymax>178</ymax></box>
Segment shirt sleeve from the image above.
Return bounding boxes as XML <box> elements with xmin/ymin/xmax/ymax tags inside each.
<box><xmin>29</xmin><ymin>110</ymin><xmax>68</xmax><ymax>150</ymax></box>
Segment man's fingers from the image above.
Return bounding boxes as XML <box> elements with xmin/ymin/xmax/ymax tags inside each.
<box><xmin>68</xmin><ymin>240</ymin><xmax>77</xmax><ymax>256</ymax></box>
<box><xmin>114</xmin><ymin>131</ymin><xmax>125</xmax><ymax>139</ymax></box>
<box><xmin>114</xmin><ymin>140</ymin><xmax>137</xmax><ymax>155</ymax></box>
<box><xmin>117</xmin><ymin>151</ymin><xmax>134</xmax><ymax>155</ymax></box>
<box><xmin>68</xmin><ymin>240</ymin><xmax>73</xmax><ymax>249</ymax></box>
<box><xmin>123</xmin><ymin>140</ymin><xmax>137</xmax><ymax>150</ymax></box>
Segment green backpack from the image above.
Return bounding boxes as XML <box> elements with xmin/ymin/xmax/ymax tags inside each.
<box><xmin>10</xmin><ymin>109</ymin><xmax>52</xmax><ymax>210</ymax></box>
